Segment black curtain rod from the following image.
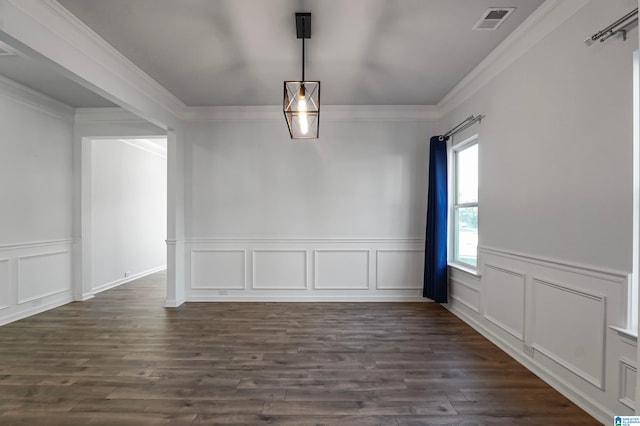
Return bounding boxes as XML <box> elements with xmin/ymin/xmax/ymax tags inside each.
<box><xmin>440</xmin><ymin>115</ymin><xmax>484</xmax><ymax>141</ymax></box>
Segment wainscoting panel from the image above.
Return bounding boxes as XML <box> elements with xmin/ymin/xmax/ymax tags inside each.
<box><xmin>185</xmin><ymin>239</ymin><xmax>424</xmax><ymax>301</ymax></box>
<box><xmin>0</xmin><ymin>240</ymin><xmax>73</xmax><ymax>326</ymax></box>
<box><xmin>0</xmin><ymin>259</ymin><xmax>9</xmax><ymax>309</ymax></box>
<box><xmin>446</xmin><ymin>246</ymin><xmax>632</xmax><ymax>423</ymax></box>
<box><xmin>17</xmin><ymin>250</ymin><xmax>71</xmax><ymax>304</ymax></box>
<box><xmin>483</xmin><ymin>264</ymin><xmax>525</xmax><ymax>340</ymax></box>
<box><xmin>314</xmin><ymin>250</ymin><xmax>369</xmax><ymax>290</ymax></box>
<box><xmin>531</xmin><ymin>277</ymin><xmax>606</xmax><ymax>389</ymax></box>
<box><xmin>376</xmin><ymin>249</ymin><xmax>423</xmax><ymax>290</ymax></box>
<box><xmin>618</xmin><ymin>358</ymin><xmax>636</xmax><ymax>410</ymax></box>
<box><xmin>450</xmin><ymin>277</ymin><xmax>480</xmax><ymax>313</ymax></box>
<box><xmin>191</xmin><ymin>250</ymin><xmax>245</xmax><ymax>290</ymax></box>
<box><xmin>252</xmin><ymin>250</ymin><xmax>307</xmax><ymax>290</ymax></box>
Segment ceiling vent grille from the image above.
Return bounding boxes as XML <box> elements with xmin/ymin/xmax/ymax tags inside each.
<box><xmin>0</xmin><ymin>41</ymin><xmax>17</xmax><ymax>56</ymax></box>
<box><xmin>473</xmin><ymin>8</ymin><xmax>515</xmax><ymax>30</ymax></box>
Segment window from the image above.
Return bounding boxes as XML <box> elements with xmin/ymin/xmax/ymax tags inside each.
<box><xmin>452</xmin><ymin>138</ymin><xmax>478</xmax><ymax>268</ymax></box>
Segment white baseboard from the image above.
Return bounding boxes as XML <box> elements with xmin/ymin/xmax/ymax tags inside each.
<box><xmin>186</xmin><ymin>295</ymin><xmax>427</xmax><ymax>302</ymax></box>
<box><xmin>445</xmin><ymin>302</ymin><xmax>614</xmax><ymax>425</ymax></box>
<box><xmin>93</xmin><ymin>265</ymin><xmax>166</xmax><ymax>294</ymax></box>
<box><xmin>0</xmin><ymin>294</ymin><xmax>72</xmax><ymax>327</ymax></box>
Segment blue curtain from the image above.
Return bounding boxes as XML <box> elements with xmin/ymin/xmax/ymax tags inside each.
<box><xmin>423</xmin><ymin>135</ymin><xmax>448</xmax><ymax>303</ymax></box>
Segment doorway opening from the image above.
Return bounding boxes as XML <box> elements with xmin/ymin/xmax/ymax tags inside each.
<box><xmin>82</xmin><ymin>137</ymin><xmax>167</xmax><ymax>299</ymax></box>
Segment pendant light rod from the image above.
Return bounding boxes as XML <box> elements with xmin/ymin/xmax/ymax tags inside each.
<box><xmin>296</xmin><ymin>12</ymin><xmax>311</xmax><ymax>82</ymax></box>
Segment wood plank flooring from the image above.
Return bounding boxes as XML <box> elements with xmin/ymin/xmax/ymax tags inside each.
<box><xmin>0</xmin><ymin>272</ymin><xmax>600</xmax><ymax>425</ymax></box>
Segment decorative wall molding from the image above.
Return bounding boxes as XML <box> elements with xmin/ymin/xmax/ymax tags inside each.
<box><xmin>0</xmin><ymin>239</ymin><xmax>74</xmax><ymax>251</ymax></box>
<box><xmin>186</xmin><ymin>237</ymin><xmax>424</xmax><ymax>244</ymax></box>
<box><xmin>16</xmin><ymin>250</ymin><xmax>71</xmax><ymax>304</ymax></box>
<box><xmin>251</xmin><ymin>249</ymin><xmax>308</xmax><ymax>290</ymax></box>
<box><xmin>449</xmin><ymin>277</ymin><xmax>480</xmax><ymax>313</ymax></box>
<box><xmin>190</xmin><ymin>249</ymin><xmax>245</xmax><ymax>290</ymax></box>
<box><xmin>0</xmin><ymin>258</ymin><xmax>10</xmax><ymax>310</ymax></box>
<box><xmin>531</xmin><ymin>277</ymin><xmax>606</xmax><ymax>390</ymax></box>
<box><xmin>446</xmin><ymin>302</ymin><xmax>614</xmax><ymax>424</ymax></box>
<box><xmin>482</xmin><ymin>264</ymin><xmax>526</xmax><ymax>341</ymax></box>
<box><xmin>479</xmin><ymin>246</ymin><xmax>630</xmax><ymax>284</ymax></box>
<box><xmin>376</xmin><ymin>249</ymin><xmax>423</xmax><ymax>290</ymax></box>
<box><xmin>314</xmin><ymin>249</ymin><xmax>370</xmax><ymax>290</ymax></box>
<box><xmin>437</xmin><ymin>0</ymin><xmax>590</xmax><ymax>116</ymax></box>
<box><xmin>618</xmin><ymin>358</ymin><xmax>637</xmax><ymax>410</ymax></box>
<box><xmin>0</xmin><ymin>74</ymin><xmax>74</xmax><ymax>121</ymax></box>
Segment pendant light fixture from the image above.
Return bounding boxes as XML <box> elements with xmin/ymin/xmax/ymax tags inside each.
<box><xmin>284</xmin><ymin>12</ymin><xmax>320</xmax><ymax>139</ymax></box>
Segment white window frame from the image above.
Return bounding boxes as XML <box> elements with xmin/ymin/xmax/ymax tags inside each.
<box><xmin>449</xmin><ymin>134</ymin><xmax>479</xmax><ymax>272</ymax></box>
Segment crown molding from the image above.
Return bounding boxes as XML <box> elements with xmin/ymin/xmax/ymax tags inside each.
<box><xmin>0</xmin><ymin>73</ymin><xmax>74</xmax><ymax>121</ymax></box>
<box><xmin>0</xmin><ymin>0</ymin><xmax>187</xmax><ymax>128</ymax></box>
<box><xmin>184</xmin><ymin>105</ymin><xmax>440</xmax><ymax>123</ymax></box>
<box><xmin>74</xmin><ymin>107</ymin><xmax>151</xmax><ymax>124</ymax></box>
<box><xmin>437</xmin><ymin>0</ymin><xmax>590</xmax><ymax>117</ymax></box>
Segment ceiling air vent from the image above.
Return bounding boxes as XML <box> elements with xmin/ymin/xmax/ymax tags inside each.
<box><xmin>0</xmin><ymin>41</ymin><xmax>17</xmax><ymax>56</ymax></box>
<box><xmin>473</xmin><ymin>8</ymin><xmax>515</xmax><ymax>30</ymax></box>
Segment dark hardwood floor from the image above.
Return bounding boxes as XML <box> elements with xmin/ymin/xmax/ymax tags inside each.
<box><xmin>0</xmin><ymin>272</ymin><xmax>600</xmax><ymax>425</ymax></box>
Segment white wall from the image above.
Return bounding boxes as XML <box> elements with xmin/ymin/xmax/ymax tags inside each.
<box><xmin>90</xmin><ymin>138</ymin><xmax>167</xmax><ymax>293</ymax></box>
<box><xmin>0</xmin><ymin>76</ymin><xmax>74</xmax><ymax>325</ymax></box>
<box><xmin>184</xmin><ymin>109</ymin><xmax>434</xmax><ymax>300</ymax></box>
<box><xmin>443</xmin><ymin>0</ymin><xmax>638</xmax><ymax>422</ymax></box>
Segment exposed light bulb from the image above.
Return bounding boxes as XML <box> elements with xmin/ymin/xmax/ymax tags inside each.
<box><xmin>298</xmin><ymin>87</ymin><xmax>309</xmax><ymax>135</ymax></box>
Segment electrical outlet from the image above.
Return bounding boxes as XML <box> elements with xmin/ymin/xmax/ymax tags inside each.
<box><xmin>124</xmin><ymin>271</ymin><xmax>131</xmax><ymax>278</ymax></box>
<box><xmin>219</xmin><ymin>290</ymin><xmax>229</xmax><ymax>295</ymax></box>
<box><xmin>523</xmin><ymin>343</ymin><xmax>534</xmax><ymax>357</ymax></box>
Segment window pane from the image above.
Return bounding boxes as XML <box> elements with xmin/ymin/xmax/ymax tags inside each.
<box><xmin>455</xmin><ymin>207</ymin><xmax>478</xmax><ymax>266</ymax></box>
<box><xmin>456</xmin><ymin>144</ymin><xmax>478</xmax><ymax>204</ymax></box>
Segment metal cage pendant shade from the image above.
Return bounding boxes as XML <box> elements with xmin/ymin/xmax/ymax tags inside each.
<box><xmin>284</xmin><ymin>13</ymin><xmax>320</xmax><ymax>139</ymax></box>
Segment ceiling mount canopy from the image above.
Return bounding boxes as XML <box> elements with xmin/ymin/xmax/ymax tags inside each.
<box><xmin>284</xmin><ymin>12</ymin><xmax>320</xmax><ymax>140</ymax></box>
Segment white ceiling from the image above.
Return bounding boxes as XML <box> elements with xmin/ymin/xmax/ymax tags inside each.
<box><xmin>54</xmin><ymin>0</ymin><xmax>545</xmax><ymax>107</ymax></box>
<box><xmin>0</xmin><ymin>50</ymin><xmax>115</xmax><ymax>108</ymax></box>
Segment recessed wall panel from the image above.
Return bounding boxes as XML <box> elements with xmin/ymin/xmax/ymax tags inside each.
<box><xmin>252</xmin><ymin>250</ymin><xmax>307</xmax><ymax>289</ymax></box>
<box><xmin>483</xmin><ymin>264</ymin><xmax>525</xmax><ymax>340</ymax></box>
<box><xmin>315</xmin><ymin>250</ymin><xmax>369</xmax><ymax>290</ymax></box>
<box><xmin>0</xmin><ymin>259</ymin><xmax>9</xmax><ymax>309</ymax></box>
<box><xmin>376</xmin><ymin>250</ymin><xmax>423</xmax><ymax>289</ymax></box>
<box><xmin>532</xmin><ymin>277</ymin><xmax>605</xmax><ymax>388</ymax></box>
<box><xmin>17</xmin><ymin>251</ymin><xmax>71</xmax><ymax>304</ymax></box>
<box><xmin>191</xmin><ymin>250</ymin><xmax>245</xmax><ymax>290</ymax></box>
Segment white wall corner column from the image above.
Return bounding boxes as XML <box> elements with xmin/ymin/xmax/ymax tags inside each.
<box><xmin>166</xmin><ymin>129</ymin><xmax>186</xmax><ymax>307</ymax></box>
<box><xmin>636</xmin><ymin>0</ymin><xmax>640</xmax><ymax>414</ymax></box>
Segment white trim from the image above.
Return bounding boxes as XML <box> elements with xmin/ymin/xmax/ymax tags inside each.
<box><xmin>186</xmin><ymin>237</ymin><xmax>424</xmax><ymax>244</ymax></box>
<box><xmin>0</xmin><ymin>74</ymin><xmax>74</xmax><ymax>121</ymax></box>
<box><xmin>446</xmin><ymin>302</ymin><xmax>614</xmax><ymax>424</ymax></box>
<box><xmin>313</xmin><ymin>249</ymin><xmax>370</xmax><ymax>290</ymax></box>
<box><xmin>0</xmin><ymin>258</ymin><xmax>9</xmax><ymax>310</ymax></box>
<box><xmin>251</xmin><ymin>249</ymin><xmax>308</xmax><ymax>290</ymax></box>
<box><xmin>482</xmin><ymin>264</ymin><xmax>526</xmax><ymax>341</ymax></box>
<box><xmin>531</xmin><ymin>276</ymin><xmax>607</xmax><ymax>390</ymax></box>
<box><xmin>184</xmin><ymin>105</ymin><xmax>440</xmax><ymax>123</ymax></box>
<box><xmin>437</xmin><ymin>0</ymin><xmax>590</xmax><ymax>116</ymax></box>
<box><xmin>92</xmin><ymin>265</ymin><xmax>166</xmax><ymax>294</ymax></box>
<box><xmin>74</xmin><ymin>107</ymin><xmax>157</xmax><ymax>125</ymax></box>
<box><xmin>189</xmin><ymin>249</ymin><xmax>246</xmax><ymax>290</ymax></box>
<box><xmin>619</xmin><ymin>358</ymin><xmax>637</xmax><ymax>410</ymax></box>
<box><xmin>186</xmin><ymin>295</ymin><xmax>426</xmax><ymax>302</ymax></box>
<box><xmin>0</xmin><ymin>294</ymin><xmax>73</xmax><ymax>327</ymax></box>
<box><xmin>480</xmin><ymin>246</ymin><xmax>630</xmax><ymax>284</ymax></box>
<box><xmin>449</xmin><ymin>277</ymin><xmax>480</xmax><ymax>313</ymax></box>
<box><xmin>0</xmin><ymin>239</ymin><xmax>73</xmax><ymax>251</ymax></box>
<box><xmin>375</xmin><ymin>249</ymin><xmax>424</xmax><ymax>290</ymax></box>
